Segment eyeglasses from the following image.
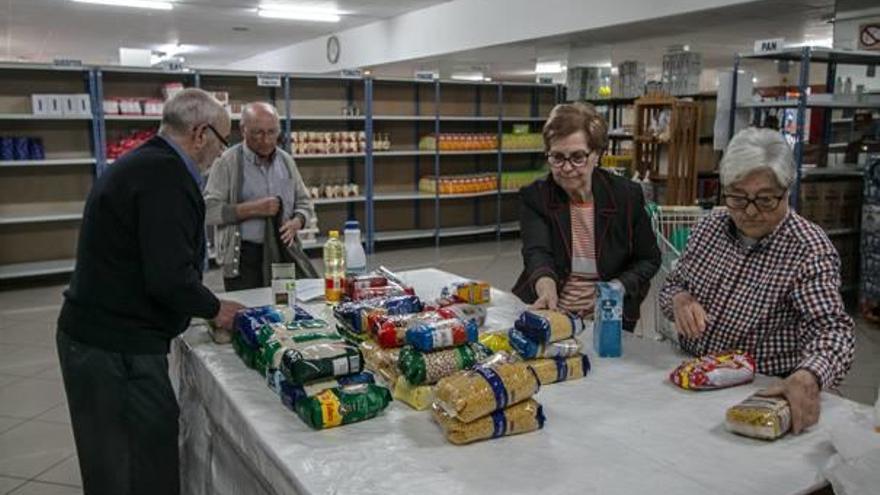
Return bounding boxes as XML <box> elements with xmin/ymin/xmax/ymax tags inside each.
<box><xmin>203</xmin><ymin>123</ymin><xmax>229</xmax><ymax>150</ymax></box>
<box><xmin>547</xmin><ymin>150</ymin><xmax>593</xmax><ymax>168</ymax></box>
<box><xmin>722</xmin><ymin>193</ymin><xmax>785</xmax><ymax>212</ymax></box>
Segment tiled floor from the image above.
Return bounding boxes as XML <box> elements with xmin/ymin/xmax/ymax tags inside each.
<box><xmin>0</xmin><ymin>238</ymin><xmax>878</xmax><ymax>494</ymax></box>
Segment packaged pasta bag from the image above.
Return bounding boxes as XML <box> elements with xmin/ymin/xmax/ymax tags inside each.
<box><xmin>372</xmin><ymin>311</ymin><xmax>448</xmax><ymax>348</ymax></box>
<box><xmin>434</xmin><ymin>361</ymin><xmax>541</xmax><ymax>423</ymax></box>
<box><xmin>433</xmin><ymin>398</ymin><xmax>545</xmax><ymax>445</ymax></box>
<box><xmin>725</xmin><ymin>394</ymin><xmax>791</xmax><ymax>440</ymax></box>
<box><xmin>392</xmin><ymin>376</ymin><xmax>435</xmax><ymax>411</ymax></box>
<box><xmin>508</xmin><ymin>328</ymin><xmax>582</xmax><ymax>359</ymax></box>
<box><xmin>526</xmin><ymin>355</ymin><xmax>591</xmax><ymax>385</ymax></box>
<box><xmin>335</xmin><ymin>295</ymin><xmax>423</xmax><ymax>334</ymax></box>
<box><xmin>295</xmin><ymin>383</ymin><xmax>393</xmax><ymax>430</ymax></box>
<box><xmin>479</xmin><ymin>331</ymin><xmax>513</xmax><ymax>353</ymax></box>
<box><xmin>279</xmin><ymin>340</ymin><xmax>363</xmax><ymax>385</ymax></box>
<box><xmin>437</xmin><ymin>303</ymin><xmax>487</xmax><ymax>327</ymax></box>
<box><xmin>670</xmin><ymin>350</ymin><xmax>756</xmax><ymax>391</ymax></box>
<box><xmin>514</xmin><ymin>309</ymin><xmax>586</xmax><ymax>344</ymax></box>
<box><xmin>234</xmin><ymin>305</ymin><xmax>293</xmax><ymax>349</ymax></box>
<box><xmin>398</xmin><ymin>342</ymin><xmax>492</xmax><ymax>386</ymax></box>
<box><xmin>405</xmin><ymin>318</ymin><xmax>479</xmax><ymax>352</ymax></box>
<box><xmin>359</xmin><ymin>341</ymin><xmax>401</xmax><ymax>383</ymax></box>
<box><xmin>278</xmin><ymin>372</ymin><xmax>376</xmax><ymax>410</ymax></box>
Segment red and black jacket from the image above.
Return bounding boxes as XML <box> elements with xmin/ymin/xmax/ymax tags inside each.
<box><xmin>512</xmin><ymin>168</ymin><xmax>661</xmax><ymax>331</ymax></box>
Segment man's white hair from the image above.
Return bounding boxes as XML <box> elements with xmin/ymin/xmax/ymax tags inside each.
<box><xmin>719</xmin><ymin>127</ymin><xmax>795</xmax><ymax>189</ymax></box>
<box><xmin>241</xmin><ymin>102</ymin><xmax>280</xmax><ymax>127</ymax></box>
<box><xmin>159</xmin><ymin>88</ymin><xmax>228</xmax><ymax>136</ymax></box>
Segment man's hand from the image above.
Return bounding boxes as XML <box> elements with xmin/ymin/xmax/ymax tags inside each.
<box><xmin>236</xmin><ymin>197</ymin><xmax>280</xmax><ymax>220</ymax></box>
<box><xmin>757</xmin><ymin>369</ymin><xmax>821</xmax><ymax>434</ymax></box>
<box><xmin>279</xmin><ymin>216</ymin><xmax>304</xmax><ymax>247</ymax></box>
<box><xmin>672</xmin><ymin>291</ymin><xmax>709</xmax><ymax>339</ymax></box>
<box><xmin>531</xmin><ymin>277</ymin><xmax>558</xmax><ymax>311</ymax></box>
<box><xmin>213</xmin><ymin>300</ymin><xmax>246</xmax><ymax>331</ymax></box>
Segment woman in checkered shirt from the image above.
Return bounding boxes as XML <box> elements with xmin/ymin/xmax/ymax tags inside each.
<box><xmin>659</xmin><ymin>127</ymin><xmax>855</xmax><ymax>435</ymax></box>
<box><xmin>513</xmin><ymin>103</ymin><xmax>661</xmax><ymax>329</ymax></box>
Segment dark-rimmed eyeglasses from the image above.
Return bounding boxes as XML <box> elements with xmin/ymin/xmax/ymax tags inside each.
<box><xmin>202</xmin><ymin>123</ymin><xmax>229</xmax><ymax>149</ymax></box>
<box><xmin>722</xmin><ymin>193</ymin><xmax>785</xmax><ymax>212</ymax></box>
<box><xmin>547</xmin><ymin>150</ymin><xmax>592</xmax><ymax>168</ymax></box>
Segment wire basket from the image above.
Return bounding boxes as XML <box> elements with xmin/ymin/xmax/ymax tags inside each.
<box><xmin>636</xmin><ymin>204</ymin><xmax>718</xmax><ymax>342</ymax></box>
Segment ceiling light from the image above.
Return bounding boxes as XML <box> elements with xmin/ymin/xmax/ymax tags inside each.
<box><xmin>258</xmin><ymin>4</ymin><xmax>341</xmax><ymax>22</ymax></box>
<box><xmin>483</xmin><ymin>77</ymin><xmax>492</xmax><ymax>82</ymax></box>
<box><xmin>451</xmin><ymin>71</ymin><xmax>484</xmax><ymax>82</ymax></box>
<box><xmin>535</xmin><ymin>61</ymin><xmax>564</xmax><ymax>74</ymax></box>
<box><xmin>752</xmin><ymin>77</ymin><xmax>759</xmax><ymax>84</ymax></box>
<box><xmin>72</xmin><ymin>0</ymin><xmax>173</xmax><ymax>10</ymax></box>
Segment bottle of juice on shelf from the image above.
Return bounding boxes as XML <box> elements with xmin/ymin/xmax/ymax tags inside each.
<box><xmin>323</xmin><ymin>231</ymin><xmax>346</xmax><ymax>304</ymax></box>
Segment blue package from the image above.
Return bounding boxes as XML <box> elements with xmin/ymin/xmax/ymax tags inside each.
<box><xmin>234</xmin><ymin>305</ymin><xmax>287</xmax><ymax>349</ymax></box>
<box><xmin>12</xmin><ymin>137</ymin><xmax>30</xmax><ymax>160</ymax></box>
<box><xmin>405</xmin><ymin>319</ymin><xmax>478</xmax><ymax>352</ymax></box>
<box><xmin>515</xmin><ymin>310</ymin><xmax>585</xmax><ymax>344</ymax></box>
<box><xmin>593</xmin><ymin>282</ymin><xmax>623</xmax><ymax>357</ymax></box>
<box><xmin>28</xmin><ymin>138</ymin><xmax>45</xmax><ymax>160</ymax></box>
<box><xmin>0</xmin><ymin>137</ymin><xmax>13</xmax><ymax>161</ymax></box>
<box><xmin>279</xmin><ymin>371</ymin><xmax>376</xmax><ymax>411</ymax></box>
<box><xmin>383</xmin><ymin>294</ymin><xmax>423</xmax><ymax>315</ymax></box>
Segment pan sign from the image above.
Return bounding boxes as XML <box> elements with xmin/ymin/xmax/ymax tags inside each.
<box><xmin>859</xmin><ymin>23</ymin><xmax>880</xmax><ymax>51</ymax></box>
<box><xmin>754</xmin><ymin>38</ymin><xmax>785</xmax><ymax>54</ymax></box>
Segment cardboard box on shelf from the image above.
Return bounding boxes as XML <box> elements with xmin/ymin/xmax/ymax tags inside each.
<box><xmin>31</xmin><ymin>94</ymin><xmax>64</xmax><ymax>115</ymax></box>
<box><xmin>62</xmin><ymin>94</ymin><xmax>91</xmax><ymax>116</ymax></box>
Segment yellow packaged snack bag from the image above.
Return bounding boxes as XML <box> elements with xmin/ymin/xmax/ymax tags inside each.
<box><xmin>432</xmin><ymin>399</ymin><xmax>545</xmax><ymax>445</ymax></box>
<box><xmin>434</xmin><ymin>361</ymin><xmax>540</xmax><ymax>423</ymax></box>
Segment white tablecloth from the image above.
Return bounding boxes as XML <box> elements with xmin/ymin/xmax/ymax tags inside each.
<box><xmin>172</xmin><ymin>268</ymin><xmax>874</xmax><ymax>495</ymax></box>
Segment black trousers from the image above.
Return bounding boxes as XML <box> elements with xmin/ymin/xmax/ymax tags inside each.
<box><xmin>223</xmin><ymin>240</ymin><xmax>265</xmax><ymax>292</ymax></box>
<box><xmin>56</xmin><ymin>330</ymin><xmax>180</xmax><ymax>495</ymax></box>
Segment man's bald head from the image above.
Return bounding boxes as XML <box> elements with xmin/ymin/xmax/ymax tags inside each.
<box><xmin>240</xmin><ymin>102</ymin><xmax>281</xmax><ymax>159</ymax></box>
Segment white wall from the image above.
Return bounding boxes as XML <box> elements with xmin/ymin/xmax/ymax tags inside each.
<box><xmin>228</xmin><ymin>0</ymin><xmax>758</xmax><ymax>73</ymax></box>
<box><xmin>834</xmin><ymin>7</ymin><xmax>880</xmax><ymax>92</ymax></box>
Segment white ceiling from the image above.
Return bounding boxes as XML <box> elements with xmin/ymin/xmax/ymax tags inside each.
<box><xmin>0</xmin><ymin>0</ymin><xmax>449</xmax><ymax>67</ymax></box>
<box><xmin>371</xmin><ymin>0</ymin><xmax>840</xmax><ymax>80</ymax></box>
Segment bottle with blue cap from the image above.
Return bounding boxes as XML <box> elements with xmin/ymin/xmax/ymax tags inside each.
<box><xmin>343</xmin><ymin>220</ymin><xmax>367</xmax><ymax>276</ymax></box>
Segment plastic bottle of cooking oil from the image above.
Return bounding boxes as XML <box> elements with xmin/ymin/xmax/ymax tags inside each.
<box><xmin>323</xmin><ymin>231</ymin><xmax>346</xmax><ymax>304</ymax></box>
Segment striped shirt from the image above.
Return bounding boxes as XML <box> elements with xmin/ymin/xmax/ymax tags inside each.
<box><xmin>558</xmin><ymin>202</ymin><xmax>599</xmax><ymax>316</ymax></box>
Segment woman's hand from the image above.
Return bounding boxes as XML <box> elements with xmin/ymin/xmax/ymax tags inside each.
<box><xmin>532</xmin><ymin>277</ymin><xmax>558</xmax><ymax>311</ymax></box>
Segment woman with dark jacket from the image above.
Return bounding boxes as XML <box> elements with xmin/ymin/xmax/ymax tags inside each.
<box><xmin>512</xmin><ymin>103</ymin><xmax>661</xmax><ymax>331</ymax></box>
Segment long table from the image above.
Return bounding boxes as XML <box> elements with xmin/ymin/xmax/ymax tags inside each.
<box><xmin>172</xmin><ymin>268</ymin><xmax>872</xmax><ymax>495</ymax></box>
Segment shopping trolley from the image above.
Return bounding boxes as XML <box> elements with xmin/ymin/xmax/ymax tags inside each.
<box><xmin>636</xmin><ymin>204</ymin><xmax>718</xmax><ymax>342</ymax></box>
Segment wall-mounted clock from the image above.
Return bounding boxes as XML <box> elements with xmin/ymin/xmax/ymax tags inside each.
<box><xmin>327</xmin><ymin>35</ymin><xmax>340</xmax><ymax>65</ymax></box>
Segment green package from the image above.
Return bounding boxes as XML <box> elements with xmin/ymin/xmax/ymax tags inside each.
<box><xmin>280</xmin><ymin>341</ymin><xmax>364</xmax><ymax>385</ymax></box>
<box><xmin>232</xmin><ymin>333</ymin><xmax>258</xmax><ymax>370</ymax></box>
<box><xmin>295</xmin><ymin>384</ymin><xmax>392</xmax><ymax>430</ymax></box>
<box><xmin>398</xmin><ymin>342</ymin><xmax>492</xmax><ymax>385</ymax></box>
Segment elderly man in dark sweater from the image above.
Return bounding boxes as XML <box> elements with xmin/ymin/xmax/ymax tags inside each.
<box><xmin>56</xmin><ymin>88</ymin><xmax>244</xmax><ymax>495</ymax></box>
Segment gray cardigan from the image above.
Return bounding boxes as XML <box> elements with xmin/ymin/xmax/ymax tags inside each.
<box><xmin>204</xmin><ymin>144</ymin><xmax>315</xmax><ymax>279</ymax></box>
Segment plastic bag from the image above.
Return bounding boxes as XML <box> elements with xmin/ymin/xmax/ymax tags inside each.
<box><xmin>433</xmin><ymin>398</ymin><xmax>545</xmax><ymax>445</ymax></box>
<box><xmin>526</xmin><ymin>355</ymin><xmax>591</xmax><ymax>385</ymax></box>
<box><xmin>508</xmin><ymin>328</ymin><xmax>582</xmax><ymax>359</ymax></box>
<box><xmin>359</xmin><ymin>341</ymin><xmax>401</xmax><ymax>383</ymax></box>
<box><xmin>392</xmin><ymin>376</ymin><xmax>434</xmax><ymax>411</ymax></box>
<box><xmin>334</xmin><ymin>295</ymin><xmax>423</xmax><ymax>334</ymax></box>
<box><xmin>279</xmin><ymin>341</ymin><xmax>363</xmax><ymax>385</ymax></box>
<box><xmin>515</xmin><ymin>310</ymin><xmax>585</xmax><ymax>344</ymax></box>
<box><xmin>372</xmin><ymin>311</ymin><xmax>449</xmax><ymax>348</ymax></box>
<box><xmin>406</xmin><ymin>319</ymin><xmax>479</xmax><ymax>352</ymax></box>
<box><xmin>398</xmin><ymin>342</ymin><xmax>492</xmax><ymax>386</ymax></box>
<box><xmin>670</xmin><ymin>350</ymin><xmax>756</xmax><ymax>390</ymax></box>
<box><xmin>277</xmin><ymin>372</ymin><xmax>375</xmax><ymax>410</ymax></box>
<box><xmin>725</xmin><ymin>394</ymin><xmax>791</xmax><ymax>440</ymax></box>
<box><xmin>295</xmin><ymin>384</ymin><xmax>392</xmax><ymax>430</ymax></box>
<box><xmin>234</xmin><ymin>305</ymin><xmax>292</xmax><ymax>348</ymax></box>
<box><xmin>434</xmin><ymin>361</ymin><xmax>541</xmax><ymax>423</ymax></box>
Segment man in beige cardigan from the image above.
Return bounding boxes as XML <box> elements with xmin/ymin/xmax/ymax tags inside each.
<box><xmin>205</xmin><ymin>102</ymin><xmax>316</xmax><ymax>291</ymax></box>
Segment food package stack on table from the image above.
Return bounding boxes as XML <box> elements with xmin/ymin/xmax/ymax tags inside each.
<box><xmin>506</xmin><ymin>309</ymin><xmax>591</xmax><ymax>385</ymax></box>
<box><xmin>432</xmin><ymin>358</ymin><xmax>545</xmax><ymax>445</ymax></box>
<box><xmin>232</xmin><ymin>305</ymin><xmax>392</xmax><ymax>430</ymax></box>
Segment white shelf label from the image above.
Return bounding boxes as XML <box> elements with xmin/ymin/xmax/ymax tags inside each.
<box><xmin>257</xmin><ymin>74</ymin><xmax>282</xmax><ymax>88</ymax></box>
<box><xmin>754</xmin><ymin>38</ymin><xmax>784</xmax><ymax>54</ymax></box>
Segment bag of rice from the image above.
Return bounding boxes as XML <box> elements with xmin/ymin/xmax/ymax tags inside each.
<box><xmin>515</xmin><ymin>310</ymin><xmax>585</xmax><ymax>344</ymax></box>
<box><xmin>508</xmin><ymin>328</ymin><xmax>582</xmax><ymax>359</ymax></box>
<box><xmin>279</xmin><ymin>341</ymin><xmax>363</xmax><ymax>385</ymax></box>
<box><xmin>670</xmin><ymin>350</ymin><xmax>756</xmax><ymax>391</ymax></box>
<box><xmin>526</xmin><ymin>355</ymin><xmax>591</xmax><ymax>385</ymax></box>
<box><xmin>392</xmin><ymin>376</ymin><xmax>434</xmax><ymax>411</ymax></box>
<box><xmin>725</xmin><ymin>394</ymin><xmax>791</xmax><ymax>440</ymax></box>
<box><xmin>295</xmin><ymin>384</ymin><xmax>392</xmax><ymax>430</ymax></box>
<box><xmin>398</xmin><ymin>342</ymin><xmax>492</xmax><ymax>386</ymax></box>
<box><xmin>277</xmin><ymin>372</ymin><xmax>375</xmax><ymax>410</ymax></box>
<box><xmin>434</xmin><ymin>361</ymin><xmax>541</xmax><ymax>423</ymax></box>
<box><xmin>433</xmin><ymin>398</ymin><xmax>545</xmax><ymax>445</ymax></box>
<box><xmin>235</xmin><ymin>305</ymin><xmax>292</xmax><ymax>348</ymax></box>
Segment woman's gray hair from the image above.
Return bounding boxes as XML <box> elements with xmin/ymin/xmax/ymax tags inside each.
<box><xmin>159</xmin><ymin>88</ymin><xmax>228</xmax><ymax>136</ymax></box>
<box><xmin>719</xmin><ymin>127</ymin><xmax>795</xmax><ymax>190</ymax></box>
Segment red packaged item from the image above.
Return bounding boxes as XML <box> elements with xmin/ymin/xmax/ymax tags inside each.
<box><xmin>373</xmin><ymin>311</ymin><xmax>450</xmax><ymax>348</ymax></box>
<box><xmin>670</xmin><ymin>350</ymin><xmax>756</xmax><ymax>391</ymax></box>
<box><xmin>345</xmin><ymin>274</ymin><xmax>388</xmax><ymax>297</ymax></box>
